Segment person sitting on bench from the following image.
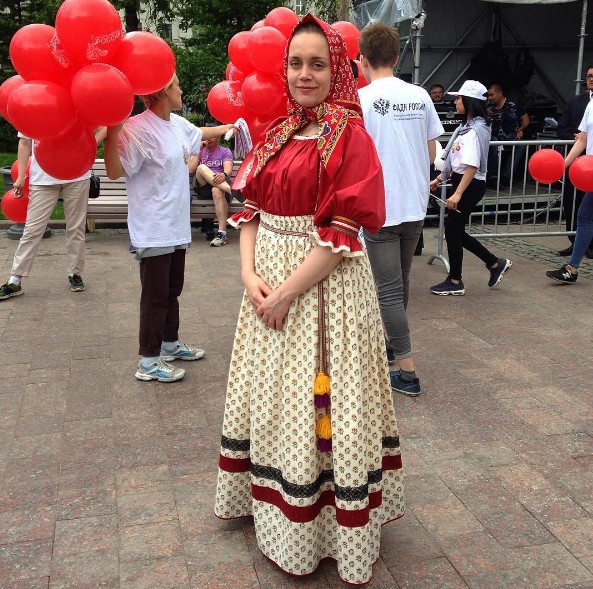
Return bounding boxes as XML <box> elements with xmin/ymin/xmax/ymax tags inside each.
<box><xmin>189</xmin><ymin>127</ymin><xmax>233</xmax><ymax>247</ymax></box>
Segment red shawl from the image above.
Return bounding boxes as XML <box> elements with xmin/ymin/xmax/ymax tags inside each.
<box><xmin>234</xmin><ymin>13</ymin><xmax>362</xmax><ymax>190</ymax></box>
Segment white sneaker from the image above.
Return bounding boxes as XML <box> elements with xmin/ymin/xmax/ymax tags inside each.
<box><xmin>135</xmin><ymin>358</ymin><xmax>185</xmax><ymax>382</ymax></box>
<box><xmin>210</xmin><ymin>232</ymin><xmax>228</xmax><ymax>247</ymax></box>
<box><xmin>160</xmin><ymin>341</ymin><xmax>205</xmax><ymax>361</ymax></box>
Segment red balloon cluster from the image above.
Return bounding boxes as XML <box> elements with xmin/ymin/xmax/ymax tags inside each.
<box><xmin>569</xmin><ymin>155</ymin><xmax>593</xmax><ymax>192</ymax></box>
<box><xmin>0</xmin><ymin>0</ymin><xmax>176</xmax><ymax>180</ymax></box>
<box><xmin>207</xmin><ymin>8</ymin><xmax>363</xmax><ymax>143</ymax></box>
<box><xmin>528</xmin><ymin>149</ymin><xmax>565</xmax><ymax>184</ymax></box>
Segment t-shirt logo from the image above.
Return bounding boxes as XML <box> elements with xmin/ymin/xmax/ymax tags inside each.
<box><xmin>373</xmin><ymin>98</ymin><xmax>390</xmax><ymax>116</ymax></box>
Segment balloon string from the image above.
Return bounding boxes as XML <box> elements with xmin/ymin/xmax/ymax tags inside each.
<box><xmin>120</xmin><ymin>125</ymin><xmax>157</xmax><ymax>160</ymax></box>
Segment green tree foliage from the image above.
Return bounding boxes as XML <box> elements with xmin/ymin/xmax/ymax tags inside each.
<box><xmin>0</xmin><ymin>0</ymin><xmax>62</xmax><ymax>69</ymax></box>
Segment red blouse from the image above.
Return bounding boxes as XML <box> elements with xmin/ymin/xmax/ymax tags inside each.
<box><xmin>230</xmin><ymin>124</ymin><xmax>385</xmax><ymax>255</ymax></box>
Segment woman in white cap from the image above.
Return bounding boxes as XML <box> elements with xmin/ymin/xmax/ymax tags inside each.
<box><xmin>429</xmin><ymin>80</ymin><xmax>512</xmax><ymax>295</ymax></box>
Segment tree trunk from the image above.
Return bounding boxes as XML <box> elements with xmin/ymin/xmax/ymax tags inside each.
<box><xmin>124</xmin><ymin>1</ymin><xmax>140</xmax><ymax>32</ymax></box>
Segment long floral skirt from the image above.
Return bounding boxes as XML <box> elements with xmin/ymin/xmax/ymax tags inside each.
<box><xmin>215</xmin><ymin>212</ymin><xmax>404</xmax><ymax>585</ymax></box>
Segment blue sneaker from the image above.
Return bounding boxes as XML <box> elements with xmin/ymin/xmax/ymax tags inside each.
<box><xmin>135</xmin><ymin>358</ymin><xmax>185</xmax><ymax>382</ymax></box>
<box><xmin>390</xmin><ymin>370</ymin><xmax>421</xmax><ymax>397</ymax></box>
<box><xmin>430</xmin><ymin>277</ymin><xmax>465</xmax><ymax>296</ymax></box>
<box><xmin>160</xmin><ymin>341</ymin><xmax>205</xmax><ymax>361</ymax></box>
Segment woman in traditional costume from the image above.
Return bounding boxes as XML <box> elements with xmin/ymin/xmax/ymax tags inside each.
<box><xmin>215</xmin><ymin>14</ymin><xmax>404</xmax><ymax>585</ymax></box>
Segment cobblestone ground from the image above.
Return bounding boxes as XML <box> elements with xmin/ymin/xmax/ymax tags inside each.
<box><xmin>0</xmin><ymin>226</ymin><xmax>592</xmax><ymax>589</ymax></box>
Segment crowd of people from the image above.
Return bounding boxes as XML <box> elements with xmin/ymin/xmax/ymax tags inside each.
<box><xmin>1</xmin><ymin>14</ymin><xmax>590</xmax><ymax>586</ymax></box>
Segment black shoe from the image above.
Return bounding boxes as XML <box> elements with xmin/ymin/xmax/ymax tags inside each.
<box><xmin>557</xmin><ymin>245</ymin><xmax>573</xmax><ymax>256</ymax></box>
<box><xmin>0</xmin><ymin>282</ymin><xmax>23</xmax><ymax>300</ymax></box>
<box><xmin>487</xmin><ymin>258</ymin><xmax>512</xmax><ymax>288</ymax></box>
<box><xmin>68</xmin><ymin>274</ymin><xmax>85</xmax><ymax>292</ymax></box>
<box><xmin>586</xmin><ymin>248</ymin><xmax>593</xmax><ymax>260</ymax></box>
<box><xmin>546</xmin><ymin>265</ymin><xmax>578</xmax><ymax>284</ymax></box>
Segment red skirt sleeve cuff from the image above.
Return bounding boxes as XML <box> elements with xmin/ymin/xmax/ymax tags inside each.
<box><xmin>228</xmin><ymin>200</ymin><xmax>261</xmax><ymax>228</ymax></box>
<box><xmin>311</xmin><ymin>218</ymin><xmax>364</xmax><ymax>256</ymax></box>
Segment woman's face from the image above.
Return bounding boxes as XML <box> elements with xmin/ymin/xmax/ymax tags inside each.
<box><xmin>454</xmin><ymin>95</ymin><xmax>465</xmax><ymax>116</ymax></box>
<box><xmin>287</xmin><ymin>30</ymin><xmax>331</xmax><ymax>108</ymax></box>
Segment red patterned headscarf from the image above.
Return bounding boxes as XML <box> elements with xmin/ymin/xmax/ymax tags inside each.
<box><xmin>235</xmin><ymin>13</ymin><xmax>362</xmax><ymax>189</ymax></box>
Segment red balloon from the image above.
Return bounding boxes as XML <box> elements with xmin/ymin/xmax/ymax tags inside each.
<box><xmin>1</xmin><ymin>189</ymin><xmax>29</xmax><ymax>223</ymax></box>
<box><xmin>9</xmin><ymin>24</ymin><xmax>76</xmax><ymax>87</ymax></box>
<box><xmin>354</xmin><ymin>60</ymin><xmax>368</xmax><ymax>89</ymax></box>
<box><xmin>0</xmin><ymin>75</ymin><xmax>25</xmax><ymax>121</ymax></box>
<box><xmin>7</xmin><ymin>81</ymin><xmax>77</xmax><ymax>141</ymax></box>
<box><xmin>226</xmin><ymin>63</ymin><xmax>246</xmax><ymax>84</ymax></box>
<box><xmin>207</xmin><ymin>81</ymin><xmax>246</xmax><ymax>124</ymax></box>
<box><xmin>35</xmin><ymin>120</ymin><xmax>97</xmax><ymax>180</ymax></box>
<box><xmin>109</xmin><ymin>32</ymin><xmax>176</xmax><ymax>95</ymax></box>
<box><xmin>10</xmin><ymin>158</ymin><xmax>31</xmax><ymax>195</ymax></box>
<box><xmin>528</xmin><ymin>149</ymin><xmax>565</xmax><ymax>184</ymax></box>
<box><xmin>248</xmin><ymin>26</ymin><xmax>286</xmax><ymax>74</ymax></box>
<box><xmin>56</xmin><ymin>0</ymin><xmax>122</xmax><ymax>64</ymax></box>
<box><xmin>71</xmin><ymin>64</ymin><xmax>133</xmax><ymax>127</ymax></box>
<box><xmin>251</xmin><ymin>20</ymin><xmax>265</xmax><ymax>31</ymax></box>
<box><xmin>242</xmin><ymin>71</ymin><xmax>284</xmax><ymax>116</ymax></box>
<box><xmin>228</xmin><ymin>32</ymin><xmax>255</xmax><ymax>77</ymax></box>
<box><xmin>332</xmin><ymin>21</ymin><xmax>360</xmax><ymax>60</ymax></box>
<box><xmin>245</xmin><ymin>114</ymin><xmax>271</xmax><ymax>144</ymax></box>
<box><xmin>568</xmin><ymin>155</ymin><xmax>593</xmax><ymax>192</ymax></box>
<box><xmin>264</xmin><ymin>7</ymin><xmax>299</xmax><ymax>38</ymax></box>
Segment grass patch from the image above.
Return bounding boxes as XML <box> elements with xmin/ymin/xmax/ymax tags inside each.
<box><xmin>0</xmin><ymin>152</ymin><xmax>65</xmax><ymax>221</ymax></box>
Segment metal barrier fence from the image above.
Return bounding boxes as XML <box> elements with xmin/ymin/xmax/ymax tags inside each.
<box><xmin>428</xmin><ymin>138</ymin><xmax>578</xmax><ymax>272</ymax></box>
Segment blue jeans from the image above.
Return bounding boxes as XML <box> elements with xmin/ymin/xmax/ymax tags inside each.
<box><xmin>364</xmin><ymin>221</ymin><xmax>423</xmax><ymax>360</ymax></box>
<box><xmin>568</xmin><ymin>191</ymin><xmax>593</xmax><ymax>269</ymax></box>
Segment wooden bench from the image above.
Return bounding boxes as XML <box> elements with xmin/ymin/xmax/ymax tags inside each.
<box><xmin>86</xmin><ymin>159</ymin><xmax>245</xmax><ymax>232</ymax></box>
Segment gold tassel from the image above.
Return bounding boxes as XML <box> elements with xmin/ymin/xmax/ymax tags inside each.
<box><xmin>315</xmin><ymin>415</ymin><xmax>332</xmax><ymax>440</ymax></box>
<box><xmin>314</xmin><ymin>371</ymin><xmax>330</xmax><ymax>395</ymax></box>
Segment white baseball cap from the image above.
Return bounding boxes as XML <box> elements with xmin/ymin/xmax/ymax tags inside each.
<box><xmin>448</xmin><ymin>80</ymin><xmax>488</xmax><ymax>101</ymax></box>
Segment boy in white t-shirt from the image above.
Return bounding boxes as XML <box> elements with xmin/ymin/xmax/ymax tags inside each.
<box><xmin>104</xmin><ymin>74</ymin><xmax>234</xmax><ymax>383</ymax></box>
<box><xmin>358</xmin><ymin>22</ymin><xmax>443</xmax><ymax>397</ymax></box>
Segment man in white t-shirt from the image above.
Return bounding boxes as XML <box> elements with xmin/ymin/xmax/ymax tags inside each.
<box><xmin>0</xmin><ymin>130</ymin><xmax>106</xmax><ymax>300</ymax></box>
<box><xmin>358</xmin><ymin>22</ymin><xmax>443</xmax><ymax>397</ymax></box>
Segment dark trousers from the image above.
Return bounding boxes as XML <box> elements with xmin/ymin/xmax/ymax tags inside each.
<box><xmin>138</xmin><ymin>249</ymin><xmax>185</xmax><ymax>357</ymax></box>
<box><xmin>445</xmin><ymin>173</ymin><xmax>498</xmax><ymax>281</ymax></box>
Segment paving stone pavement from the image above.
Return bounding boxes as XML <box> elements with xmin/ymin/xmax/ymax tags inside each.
<box><xmin>0</xmin><ymin>225</ymin><xmax>592</xmax><ymax>589</ymax></box>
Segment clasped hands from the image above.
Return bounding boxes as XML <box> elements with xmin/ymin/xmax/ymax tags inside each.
<box><xmin>243</xmin><ymin>272</ymin><xmax>291</xmax><ymax>331</ymax></box>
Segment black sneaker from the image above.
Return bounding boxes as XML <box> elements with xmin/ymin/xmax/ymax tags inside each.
<box><xmin>430</xmin><ymin>277</ymin><xmax>465</xmax><ymax>296</ymax></box>
<box><xmin>557</xmin><ymin>245</ymin><xmax>573</xmax><ymax>256</ymax></box>
<box><xmin>487</xmin><ymin>258</ymin><xmax>512</xmax><ymax>288</ymax></box>
<box><xmin>68</xmin><ymin>274</ymin><xmax>85</xmax><ymax>292</ymax></box>
<box><xmin>0</xmin><ymin>282</ymin><xmax>23</xmax><ymax>300</ymax></box>
<box><xmin>546</xmin><ymin>265</ymin><xmax>578</xmax><ymax>284</ymax></box>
